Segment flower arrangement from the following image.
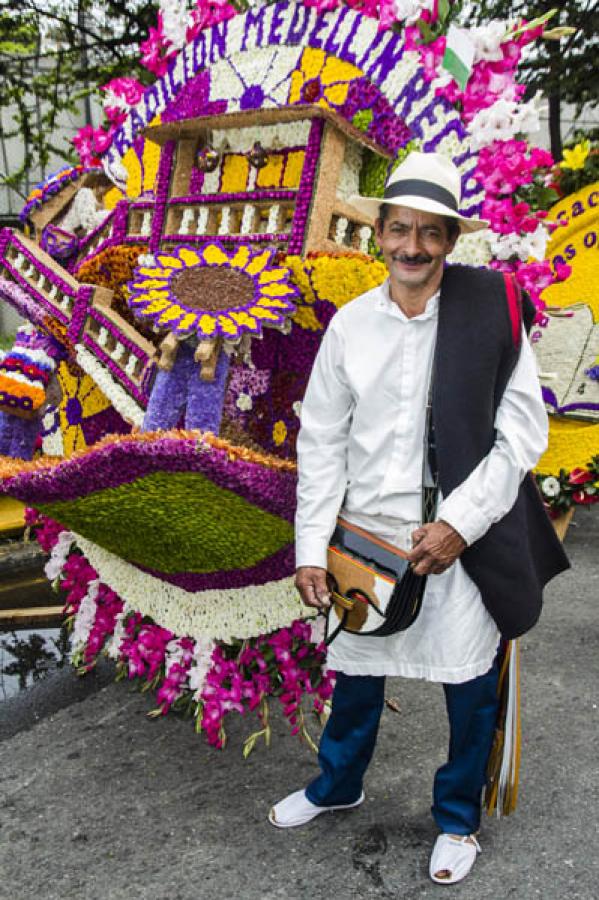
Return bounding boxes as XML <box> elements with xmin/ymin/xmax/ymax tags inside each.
<box><xmin>19</xmin><ymin>166</ymin><xmax>100</xmax><ymax>224</ymax></box>
<box><xmin>128</xmin><ymin>242</ymin><xmax>299</xmax><ymax>341</ymax></box>
<box><xmin>536</xmin><ymin>457</ymin><xmax>599</xmax><ymax>517</ymax></box>
<box><xmin>0</xmin><ymin>325</ymin><xmax>63</xmax><ymax>421</ymax></box>
<box><xmin>551</xmin><ymin>138</ymin><xmax>599</xmax><ymax>198</ymax></box>
<box><xmin>29</xmin><ymin>508</ymin><xmax>333</xmax><ymax>753</ymax></box>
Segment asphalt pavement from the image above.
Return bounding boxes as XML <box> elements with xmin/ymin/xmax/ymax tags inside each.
<box><xmin>0</xmin><ymin>508</ymin><xmax>597</xmax><ymax>900</ymax></box>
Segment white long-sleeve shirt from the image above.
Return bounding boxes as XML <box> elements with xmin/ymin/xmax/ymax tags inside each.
<box><xmin>296</xmin><ymin>280</ymin><xmax>548</xmax><ymax>683</ymax></box>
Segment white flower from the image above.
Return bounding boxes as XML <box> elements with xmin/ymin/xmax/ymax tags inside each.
<box><xmin>292</xmin><ymin>400</ymin><xmax>302</xmax><ymax>418</ymax></box>
<box><xmin>159</xmin><ymin>0</ymin><xmax>190</xmax><ymax>50</ymax></box>
<box><xmin>521</xmin><ymin>224</ymin><xmax>549</xmax><ymax>262</ymax></box>
<box><xmin>512</xmin><ymin>92</ymin><xmax>546</xmax><ymax>135</ymax></box>
<box><xmin>70</xmin><ymin>578</ymin><xmax>100</xmax><ymax>656</ymax></box>
<box><xmin>188</xmin><ymin>637</ymin><xmax>215</xmax><ymax>700</ymax></box>
<box><xmin>236</xmin><ymin>392</ymin><xmax>253</xmax><ymax>412</ymax></box>
<box><xmin>470</xmin><ymin>21</ymin><xmax>508</xmax><ymax>63</ymax></box>
<box><xmin>541</xmin><ymin>476</ymin><xmax>561</xmax><ymax>498</ymax></box>
<box><xmin>73</xmin><ymin>533</ymin><xmax>309</xmax><ymax>642</ymax></box>
<box><xmin>44</xmin><ymin>531</ymin><xmax>75</xmax><ymax>581</ymax></box>
<box><xmin>393</xmin><ymin>0</ymin><xmax>434</xmax><ymax>25</ymax></box>
<box><xmin>468</xmin><ymin>99</ymin><xmax>517</xmax><ymax>149</ymax></box>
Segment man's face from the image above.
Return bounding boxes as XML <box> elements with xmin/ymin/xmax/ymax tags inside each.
<box><xmin>374</xmin><ymin>206</ymin><xmax>458</xmax><ymax>296</ymax></box>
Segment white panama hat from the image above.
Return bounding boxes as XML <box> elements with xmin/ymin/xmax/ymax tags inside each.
<box><xmin>348</xmin><ymin>151</ymin><xmax>488</xmax><ymax>234</ymax></box>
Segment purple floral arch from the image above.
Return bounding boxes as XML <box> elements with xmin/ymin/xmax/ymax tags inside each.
<box><xmin>102</xmin><ymin>0</ymin><xmax>484</xmax><ymax>215</ymax></box>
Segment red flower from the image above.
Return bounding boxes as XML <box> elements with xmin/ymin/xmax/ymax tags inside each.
<box><xmin>568</xmin><ymin>468</ymin><xmax>593</xmax><ymax>485</ymax></box>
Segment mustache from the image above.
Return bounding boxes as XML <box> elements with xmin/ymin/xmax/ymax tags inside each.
<box><xmin>395</xmin><ymin>254</ymin><xmax>432</xmax><ymax>265</ymax></box>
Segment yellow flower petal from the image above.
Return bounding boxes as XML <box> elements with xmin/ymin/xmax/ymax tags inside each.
<box><xmin>130</xmin><ymin>278</ymin><xmax>169</xmax><ymax>290</ymax></box>
<box><xmin>230</xmin><ymin>245</ymin><xmax>251</xmax><ymax>269</ymax></box>
<box><xmin>155</xmin><ymin>254</ymin><xmax>184</xmax><ymax>269</ymax></box>
<box><xmin>258</xmin><ymin>267</ymin><xmax>288</xmax><ymax>284</ymax></box>
<box><xmin>138</xmin><ymin>267</ymin><xmax>169</xmax><ymax>278</ymax></box>
<box><xmin>176</xmin><ymin>312</ymin><xmax>198</xmax><ymax>332</ymax></box>
<box><xmin>178</xmin><ymin>247</ymin><xmax>201</xmax><ymax>267</ymax></box>
<box><xmin>288</xmin><ymin>70</ymin><xmax>305</xmax><ymax>105</ymax></box>
<box><xmin>323</xmin><ymin>83</ymin><xmax>351</xmax><ymax>107</ymax></box>
<box><xmin>260</xmin><ymin>283</ymin><xmax>295</xmax><ymax>297</ymax></box>
<box><xmin>157</xmin><ymin>304</ymin><xmax>185</xmax><ymax>325</ymax></box>
<box><xmin>245</xmin><ymin>250</ymin><xmax>272</xmax><ymax>276</ymax></box>
<box><xmin>144</xmin><ymin>300</ymin><xmax>171</xmax><ymax>315</ymax></box>
<box><xmin>217</xmin><ymin>315</ymin><xmax>240</xmax><ymax>336</ymax></box>
<box><xmin>202</xmin><ymin>245</ymin><xmax>230</xmax><ymax>266</ymax></box>
<box><xmin>250</xmin><ymin>307</ymin><xmax>280</xmax><ymax>321</ymax></box>
<box><xmin>255</xmin><ymin>297</ymin><xmax>292</xmax><ymax>309</ymax></box>
<box><xmin>143</xmin><ymin>298</ymin><xmax>171</xmax><ymax>315</ymax></box>
<box><xmin>321</xmin><ymin>55</ymin><xmax>362</xmax><ymax>86</ymax></box>
<box><xmin>301</xmin><ymin>47</ymin><xmax>326</xmax><ymax>80</ymax></box>
<box><xmin>229</xmin><ymin>311</ymin><xmax>258</xmax><ymax>329</ymax></box>
<box><xmin>198</xmin><ymin>314</ymin><xmax>217</xmax><ymax>335</ymax></box>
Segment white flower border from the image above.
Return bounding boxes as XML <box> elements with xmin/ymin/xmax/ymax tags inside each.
<box><xmin>73</xmin><ymin>532</ymin><xmax>313</xmax><ymax>642</ymax></box>
<box><xmin>75</xmin><ymin>345</ymin><xmax>145</xmax><ymax>427</ymax></box>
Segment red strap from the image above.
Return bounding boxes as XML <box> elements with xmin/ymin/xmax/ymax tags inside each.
<box><xmin>503</xmin><ymin>272</ymin><xmax>522</xmax><ymax>349</ymax></box>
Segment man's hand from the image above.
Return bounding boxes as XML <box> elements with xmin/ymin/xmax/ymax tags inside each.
<box><xmin>407</xmin><ymin>521</ymin><xmax>466</xmax><ymax>576</ymax></box>
<box><xmin>295</xmin><ymin>566</ymin><xmax>331</xmax><ymax>609</ymax></box>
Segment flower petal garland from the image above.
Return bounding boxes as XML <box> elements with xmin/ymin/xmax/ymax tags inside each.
<box><xmin>127</xmin><ymin>243</ymin><xmax>299</xmax><ymax>341</ymax></box>
<box><xmin>30</xmin><ymin>510</ymin><xmax>333</xmax><ymax>752</ymax></box>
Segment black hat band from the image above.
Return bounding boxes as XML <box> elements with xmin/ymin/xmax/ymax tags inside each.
<box><xmin>383</xmin><ymin>178</ymin><xmax>458</xmax><ymax>211</ymax></box>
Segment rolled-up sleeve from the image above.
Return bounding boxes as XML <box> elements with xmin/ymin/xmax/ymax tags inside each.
<box><xmin>295</xmin><ymin>320</ymin><xmax>354</xmax><ymax>569</ymax></box>
<box><xmin>437</xmin><ymin>327</ymin><xmax>548</xmax><ymax>546</ymax></box>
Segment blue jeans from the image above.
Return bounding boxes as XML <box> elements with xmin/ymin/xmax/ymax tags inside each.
<box><xmin>305</xmin><ymin>662</ymin><xmax>499</xmax><ymax>835</ymax></box>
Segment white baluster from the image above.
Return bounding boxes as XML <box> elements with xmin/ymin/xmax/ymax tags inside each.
<box><xmin>98</xmin><ymin>327</ymin><xmax>109</xmax><ymax>348</ymax></box>
<box><xmin>241</xmin><ymin>204</ymin><xmax>255</xmax><ymax>235</ymax></box>
<box><xmin>267</xmin><ymin>204</ymin><xmax>281</xmax><ymax>234</ymax></box>
<box><xmin>180</xmin><ymin>208</ymin><xmax>195</xmax><ymax>235</ymax></box>
<box><xmin>359</xmin><ymin>226</ymin><xmax>372</xmax><ymax>254</ymax></box>
<box><xmin>334</xmin><ymin>217</ymin><xmax>349</xmax><ymax>246</ymax></box>
<box><xmin>140</xmin><ymin>211</ymin><xmax>152</xmax><ymax>236</ymax></box>
<box><xmin>218</xmin><ymin>206</ymin><xmax>231</xmax><ymax>236</ymax></box>
<box><xmin>125</xmin><ymin>355</ymin><xmax>137</xmax><ymax>377</ymax></box>
<box><xmin>196</xmin><ymin>207</ymin><xmax>209</xmax><ymax>236</ymax></box>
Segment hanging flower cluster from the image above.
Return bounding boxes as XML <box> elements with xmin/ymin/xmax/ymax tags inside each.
<box><xmin>28</xmin><ymin>509</ymin><xmax>334</xmax><ymax>753</ymax></box>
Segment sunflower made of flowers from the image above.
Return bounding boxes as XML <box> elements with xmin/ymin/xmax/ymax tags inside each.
<box><xmin>127</xmin><ymin>243</ymin><xmax>299</xmax><ymax>342</ymax></box>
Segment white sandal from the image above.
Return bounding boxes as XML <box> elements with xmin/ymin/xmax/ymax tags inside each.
<box><xmin>268</xmin><ymin>789</ymin><xmax>365</xmax><ymax>828</ymax></box>
<box><xmin>429</xmin><ymin>833</ymin><xmax>481</xmax><ymax>885</ymax></box>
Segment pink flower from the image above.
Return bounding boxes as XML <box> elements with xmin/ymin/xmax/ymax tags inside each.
<box><xmin>139</xmin><ymin>16</ymin><xmax>175</xmax><ymax>77</ymax></box>
<box><xmin>101</xmin><ymin>77</ymin><xmax>146</xmax><ymax>108</ymax></box>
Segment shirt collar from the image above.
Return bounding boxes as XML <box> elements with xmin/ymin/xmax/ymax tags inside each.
<box><xmin>375</xmin><ymin>279</ymin><xmax>440</xmax><ymax>322</ymax></box>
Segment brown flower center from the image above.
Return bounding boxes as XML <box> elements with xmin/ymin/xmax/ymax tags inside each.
<box><xmin>170</xmin><ymin>266</ymin><xmax>256</xmax><ymax>312</ymax></box>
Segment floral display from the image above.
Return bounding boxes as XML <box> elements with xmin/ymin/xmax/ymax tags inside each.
<box><xmin>0</xmin><ymin>325</ymin><xmax>63</xmax><ymax>420</ymax></box>
<box><xmin>536</xmin><ymin>457</ymin><xmax>599</xmax><ymax>517</ymax></box>
<box><xmin>31</xmin><ymin>503</ymin><xmax>332</xmax><ymax>750</ymax></box>
<box><xmin>128</xmin><ymin>243</ymin><xmax>299</xmax><ymax>340</ymax></box>
<box><xmin>19</xmin><ymin>165</ymin><xmax>99</xmax><ymax>224</ymax></box>
<box><xmin>55</xmin><ymin>363</ymin><xmax>130</xmax><ymax>455</ymax></box>
<box><xmin>1</xmin><ymin>0</ymin><xmax>592</xmax><ymax>751</ymax></box>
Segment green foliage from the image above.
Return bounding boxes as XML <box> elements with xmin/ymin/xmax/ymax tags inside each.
<box><xmin>38</xmin><ymin>470</ymin><xmax>295</xmax><ymax>573</ymax></box>
<box><xmin>0</xmin><ymin>0</ymin><xmax>158</xmax><ymax>199</ymax></box>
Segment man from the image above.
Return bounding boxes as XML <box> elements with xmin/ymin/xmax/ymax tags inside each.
<box><xmin>268</xmin><ymin>152</ymin><xmax>569</xmax><ymax>885</ymax></box>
